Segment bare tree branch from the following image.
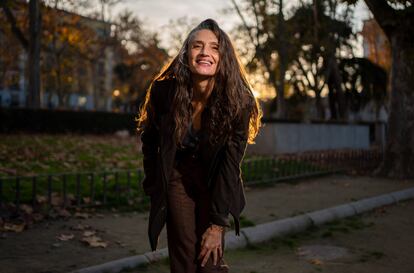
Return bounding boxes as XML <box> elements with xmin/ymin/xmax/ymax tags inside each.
<box><xmin>231</xmin><ymin>0</ymin><xmax>258</xmax><ymax>47</ymax></box>
<box><xmin>0</xmin><ymin>1</ymin><xmax>29</xmax><ymax>50</ymax></box>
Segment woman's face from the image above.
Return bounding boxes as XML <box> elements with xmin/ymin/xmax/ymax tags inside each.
<box><xmin>188</xmin><ymin>29</ymin><xmax>220</xmax><ymax>78</ymax></box>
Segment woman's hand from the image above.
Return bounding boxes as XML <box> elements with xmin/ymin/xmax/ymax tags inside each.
<box><xmin>198</xmin><ymin>224</ymin><xmax>224</xmax><ymax>267</ymax></box>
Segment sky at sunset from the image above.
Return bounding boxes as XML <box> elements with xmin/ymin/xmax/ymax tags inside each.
<box><xmin>113</xmin><ymin>0</ymin><xmax>372</xmax><ymax>51</ymax></box>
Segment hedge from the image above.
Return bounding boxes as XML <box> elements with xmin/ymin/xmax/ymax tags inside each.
<box><xmin>0</xmin><ymin>108</ymin><xmax>138</xmax><ymax>134</ymax></box>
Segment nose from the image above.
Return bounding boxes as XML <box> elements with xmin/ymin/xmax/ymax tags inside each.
<box><xmin>199</xmin><ymin>46</ymin><xmax>210</xmax><ymax>56</ymax></box>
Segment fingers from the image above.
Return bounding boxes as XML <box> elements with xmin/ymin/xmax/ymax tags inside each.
<box><xmin>201</xmin><ymin>249</ymin><xmax>211</xmax><ymax>267</ymax></box>
<box><xmin>198</xmin><ymin>246</ymin><xmax>222</xmax><ymax>267</ymax></box>
<box><xmin>198</xmin><ymin>227</ymin><xmax>224</xmax><ymax>267</ymax></box>
<box><xmin>218</xmin><ymin>245</ymin><xmax>222</xmax><ymax>258</ymax></box>
<box><xmin>213</xmin><ymin>248</ymin><xmax>218</xmax><ymax>266</ymax></box>
<box><xmin>197</xmin><ymin>245</ymin><xmax>208</xmax><ymax>260</ymax></box>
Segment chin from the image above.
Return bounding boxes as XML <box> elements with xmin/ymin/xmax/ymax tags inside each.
<box><xmin>193</xmin><ymin>69</ymin><xmax>217</xmax><ymax>78</ymax></box>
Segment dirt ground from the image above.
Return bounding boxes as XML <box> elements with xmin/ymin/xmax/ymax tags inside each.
<box><xmin>134</xmin><ymin>199</ymin><xmax>414</xmax><ymax>273</ymax></box>
<box><xmin>1</xmin><ymin>175</ymin><xmax>413</xmax><ymax>273</ymax></box>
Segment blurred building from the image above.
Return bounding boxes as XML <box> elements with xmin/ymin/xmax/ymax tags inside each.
<box><xmin>361</xmin><ymin>18</ymin><xmax>391</xmax><ymax>73</ymax></box>
<box><xmin>0</xmin><ymin>1</ymin><xmax>116</xmax><ymax>111</ymax></box>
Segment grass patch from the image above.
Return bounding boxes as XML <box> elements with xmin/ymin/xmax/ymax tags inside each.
<box><xmin>0</xmin><ymin>134</ymin><xmax>143</xmax><ymax>176</ymax></box>
<box><xmin>359</xmin><ymin>250</ymin><xmax>385</xmax><ymax>262</ymax></box>
<box><xmin>230</xmin><ymin>215</ymin><xmax>256</xmax><ymax>230</ymax></box>
<box><xmin>323</xmin><ymin>217</ymin><xmax>375</xmax><ymax>238</ymax></box>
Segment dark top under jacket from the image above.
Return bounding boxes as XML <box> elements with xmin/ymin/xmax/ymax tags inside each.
<box><xmin>141</xmin><ymin>78</ymin><xmax>251</xmax><ymax>251</ymax></box>
<box><xmin>175</xmin><ymin>119</ymin><xmax>202</xmax><ymax>159</ymax></box>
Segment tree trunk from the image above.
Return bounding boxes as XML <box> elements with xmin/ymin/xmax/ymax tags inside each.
<box><xmin>363</xmin><ymin>0</ymin><xmax>414</xmax><ymax>178</ymax></box>
<box><xmin>27</xmin><ymin>0</ymin><xmax>41</xmax><ymax>108</ymax></box>
<box><xmin>315</xmin><ymin>91</ymin><xmax>325</xmax><ymax>120</ymax></box>
<box><xmin>328</xmin><ymin>84</ymin><xmax>337</xmax><ymax>120</ymax></box>
<box><xmin>275</xmin><ymin>0</ymin><xmax>287</xmax><ymax>119</ymax></box>
<box><xmin>378</xmin><ymin>32</ymin><xmax>414</xmax><ymax>178</ymax></box>
<box><xmin>327</xmin><ymin>54</ymin><xmax>347</xmax><ymax>120</ymax></box>
<box><xmin>329</xmin><ymin>52</ymin><xmax>348</xmax><ymax>120</ymax></box>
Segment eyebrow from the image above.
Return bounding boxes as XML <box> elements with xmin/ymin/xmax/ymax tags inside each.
<box><xmin>192</xmin><ymin>40</ymin><xmax>219</xmax><ymax>46</ymax></box>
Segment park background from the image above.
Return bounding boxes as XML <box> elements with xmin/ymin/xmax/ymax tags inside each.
<box><xmin>0</xmin><ymin>0</ymin><xmax>413</xmax><ymax>272</ymax></box>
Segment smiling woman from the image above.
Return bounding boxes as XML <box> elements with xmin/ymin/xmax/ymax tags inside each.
<box><xmin>136</xmin><ymin>18</ymin><xmax>262</xmax><ymax>273</ymax></box>
<box><xmin>188</xmin><ymin>29</ymin><xmax>220</xmax><ymax>78</ymax></box>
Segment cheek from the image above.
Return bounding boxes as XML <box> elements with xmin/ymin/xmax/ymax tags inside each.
<box><xmin>213</xmin><ymin>52</ymin><xmax>220</xmax><ymax>65</ymax></box>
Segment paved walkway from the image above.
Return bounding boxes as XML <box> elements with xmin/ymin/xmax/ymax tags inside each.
<box><xmin>1</xmin><ymin>174</ymin><xmax>413</xmax><ymax>273</ymax></box>
<box><xmin>133</xmin><ymin>198</ymin><xmax>414</xmax><ymax>273</ymax></box>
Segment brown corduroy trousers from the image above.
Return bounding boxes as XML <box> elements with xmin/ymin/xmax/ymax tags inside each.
<box><xmin>166</xmin><ymin>154</ymin><xmax>229</xmax><ymax>273</ymax></box>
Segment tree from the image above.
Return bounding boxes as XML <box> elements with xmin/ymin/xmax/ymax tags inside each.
<box><xmin>286</xmin><ymin>0</ymin><xmax>354</xmax><ymax>120</ymax></box>
<box><xmin>112</xmin><ymin>10</ymin><xmax>168</xmax><ymax>112</ymax></box>
<box><xmin>231</xmin><ymin>0</ymin><xmax>289</xmax><ymax>118</ymax></box>
<box><xmin>1</xmin><ymin>0</ymin><xmax>41</xmax><ymax>108</ymax></box>
<box><xmin>28</xmin><ymin>0</ymin><xmax>41</xmax><ymax>108</ymax></box>
<box><xmin>40</xmin><ymin>0</ymin><xmax>105</xmax><ymax>108</ymax></box>
<box><xmin>357</xmin><ymin>0</ymin><xmax>414</xmax><ymax>178</ymax></box>
<box><xmin>164</xmin><ymin>16</ymin><xmax>200</xmax><ymax>56</ymax></box>
<box><xmin>340</xmin><ymin>57</ymin><xmax>387</xmax><ymax>118</ymax></box>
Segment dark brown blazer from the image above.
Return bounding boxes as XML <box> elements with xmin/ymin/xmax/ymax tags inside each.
<box><xmin>140</xmin><ymin>78</ymin><xmax>250</xmax><ymax>251</ymax></box>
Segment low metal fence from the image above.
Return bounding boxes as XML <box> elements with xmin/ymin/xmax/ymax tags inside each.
<box><xmin>242</xmin><ymin>149</ymin><xmax>382</xmax><ymax>185</ymax></box>
<box><xmin>0</xmin><ymin>170</ymin><xmax>145</xmax><ymax>211</ymax></box>
<box><xmin>0</xmin><ymin>149</ymin><xmax>382</xmax><ymax>212</ymax></box>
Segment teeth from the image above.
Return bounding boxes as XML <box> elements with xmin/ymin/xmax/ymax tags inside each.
<box><xmin>197</xmin><ymin>60</ymin><xmax>211</xmax><ymax>65</ymax></box>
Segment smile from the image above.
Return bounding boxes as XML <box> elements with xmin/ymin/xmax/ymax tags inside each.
<box><xmin>196</xmin><ymin>60</ymin><xmax>213</xmax><ymax>66</ymax></box>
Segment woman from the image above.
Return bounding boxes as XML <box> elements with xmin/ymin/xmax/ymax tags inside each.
<box><xmin>137</xmin><ymin>18</ymin><xmax>261</xmax><ymax>273</ymax></box>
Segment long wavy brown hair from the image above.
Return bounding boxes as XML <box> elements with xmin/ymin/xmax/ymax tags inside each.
<box><xmin>137</xmin><ymin>19</ymin><xmax>262</xmax><ymax>146</ymax></box>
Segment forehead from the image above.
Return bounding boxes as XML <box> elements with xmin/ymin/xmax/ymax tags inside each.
<box><xmin>190</xmin><ymin>29</ymin><xmax>218</xmax><ymax>44</ymax></box>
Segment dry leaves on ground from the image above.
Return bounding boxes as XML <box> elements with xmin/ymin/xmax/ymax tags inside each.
<box><xmin>74</xmin><ymin>212</ymin><xmax>90</xmax><ymax>219</ymax></box>
<box><xmin>1</xmin><ymin>222</ymin><xmax>25</xmax><ymax>233</ymax></box>
<box><xmin>83</xmin><ymin>230</ymin><xmax>96</xmax><ymax>237</ymax></box>
<box><xmin>80</xmin><ymin>235</ymin><xmax>108</xmax><ymax>248</ymax></box>
<box><xmin>309</xmin><ymin>259</ymin><xmax>324</xmax><ymax>265</ymax></box>
<box><xmin>71</xmin><ymin>223</ymin><xmax>91</xmax><ymax>231</ymax></box>
<box><xmin>56</xmin><ymin>233</ymin><xmax>75</xmax><ymax>241</ymax></box>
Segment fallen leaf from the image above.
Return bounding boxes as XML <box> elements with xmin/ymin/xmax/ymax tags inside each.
<box><xmin>116</xmin><ymin>240</ymin><xmax>127</xmax><ymax>247</ymax></box>
<box><xmin>3</xmin><ymin>223</ymin><xmax>25</xmax><ymax>233</ymax></box>
<box><xmin>74</xmin><ymin>212</ymin><xmax>89</xmax><ymax>219</ymax></box>
<box><xmin>71</xmin><ymin>224</ymin><xmax>91</xmax><ymax>231</ymax></box>
<box><xmin>56</xmin><ymin>208</ymin><xmax>71</xmax><ymax>218</ymax></box>
<box><xmin>51</xmin><ymin>194</ymin><xmax>63</xmax><ymax>206</ymax></box>
<box><xmin>83</xmin><ymin>230</ymin><xmax>96</xmax><ymax>237</ymax></box>
<box><xmin>309</xmin><ymin>259</ymin><xmax>324</xmax><ymax>265</ymax></box>
<box><xmin>36</xmin><ymin>195</ymin><xmax>47</xmax><ymax>204</ymax></box>
<box><xmin>375</xmin><ymin>207</ymin><xmax>387</xmax><ymax>214</ymax></box>
<box><xmin>32</xmin><ymin>213</ymin><xmax>44</xmax><ymax>222</ymax></box>
<box><xmin>67</xmin><ymin>194</ymin><xmax>76</xmax><ymax>202</ymax></box>
<box><xmin>80</xmin><ymin>236</ymin><xmax>108</xmax><ymax>248</ymax></box>
<box><xmin>19</xmin><ymin>204</ymin><xmax>33</xmax><ymax>214</ymax></box>
<box><xmin>56</xmin><ymin>233</ymin><xmax>75</xmax><ymax>241</ymax></box>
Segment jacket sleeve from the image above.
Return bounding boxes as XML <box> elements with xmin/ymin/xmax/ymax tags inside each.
<box><xmin>209</xmin><ymin>107</ymin><xmax>250</xmax><ymax>227</ymax></box>
<box><xmin>140</xmin><ymin>83</ymin><xmax>161</xmax><ymax>196</ymax></box>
